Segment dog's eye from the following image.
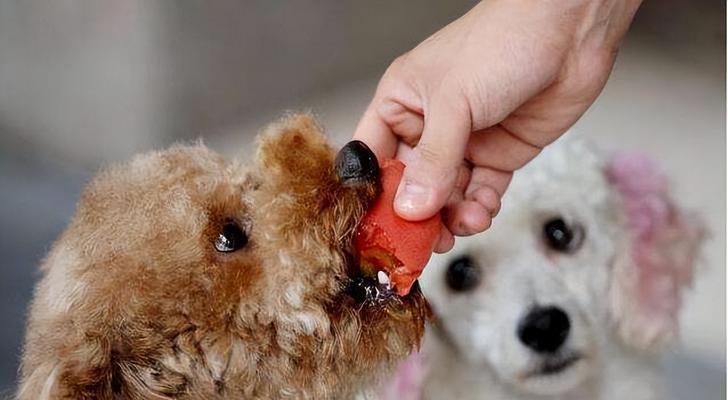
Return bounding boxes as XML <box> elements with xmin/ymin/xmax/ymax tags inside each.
<box><xmin>543</xmin><ymin>218</ymin><xmax>582</xmax><ymax>253</ymax></box>
<box><xmin>215</xmin><ymin>222</ymin><xmax>248</xmax><ymax>252</ymax></box>
<box><xmin>446</xmin><ymin>256</ymin><xmax>481</xmax><ymax>292</ymax></box>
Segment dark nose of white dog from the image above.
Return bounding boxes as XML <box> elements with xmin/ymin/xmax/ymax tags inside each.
<box><xmin>517</xmin><ymin>306</ymin><xmax>571</xmax><ymax>353</ymax></box>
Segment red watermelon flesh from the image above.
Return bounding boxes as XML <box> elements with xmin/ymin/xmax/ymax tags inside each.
<box><xmin>354</xmin><ymin>159</ymin><xmax>441</xmax><ymax>296</ymax></box>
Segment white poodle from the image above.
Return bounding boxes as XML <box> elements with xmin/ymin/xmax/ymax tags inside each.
<box><xmin>382</xmin><ymin>137</ymin><xmax>704</xmax><ymax>400</ymax></box>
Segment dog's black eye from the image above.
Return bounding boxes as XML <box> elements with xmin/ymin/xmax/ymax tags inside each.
<box><xmin>215</xmin><ymin>222</ymin><xmax>248</xmax><ymax>252</ymax></box>
<box><xmin>543</xmin><ymin>218</ymin><xmax>582</xmax><ymax>253</ymax></box>
<box><xmin>446</xmin><ymin>256</ymin><xmax>481</xmax><ymax>292</ymax></box>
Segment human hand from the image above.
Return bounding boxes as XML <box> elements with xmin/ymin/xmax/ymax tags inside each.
<box><xmin>353</xmin><ymin>0</ymin><xmax>641</xmax><ymax>252</ymax></box>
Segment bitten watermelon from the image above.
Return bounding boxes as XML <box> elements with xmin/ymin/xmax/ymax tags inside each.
<box><xmin>354</xmin><ymin>159</ymin><xmax>441</xmax><ymax>296</ymax></box>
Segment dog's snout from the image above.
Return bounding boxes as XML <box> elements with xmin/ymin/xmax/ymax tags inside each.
<box><xmin>517</xmin><ymin>306</ymin><xmax>571</xmax><ymax>354</ymax></box>
<box><xmin>335</xmin><ymin>140</ymin><xmax>379</xmax><ymax>185</ymax></box>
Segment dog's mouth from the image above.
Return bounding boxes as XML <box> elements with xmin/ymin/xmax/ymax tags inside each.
<box><xmin>345</xmin><ymin>273</ymin><xmax>423</xmax><ymax>304</ymax></box>
<box><xmin>338</xmin><ymin>212</ymin><xmax>427</xmax><ymax>309</ymax></box>
<box><xmin>345</xmin><ymin>271</ymin><xmax>394</xmax><ymax>303</ymax></box>
<box><xmin>340</xmin><ymin>251</ymin><xmax>427</xmax><ymax>322</ymax></box>
<box><xmin>524</xmin><ymin>352</ymin><xmax>583</xmax><ymax>378</ymax></box>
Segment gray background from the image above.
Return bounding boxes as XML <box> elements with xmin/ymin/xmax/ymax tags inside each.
<box><xmin>0</xmin><ymin>1</ymin><xmax>724</xmax><ymax>397</ymax></box>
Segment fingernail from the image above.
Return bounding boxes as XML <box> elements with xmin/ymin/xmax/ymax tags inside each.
<box><xmin>395</xmin><ymin>181</ymin><xmax>431</xmax><ymax>215</ymax></box>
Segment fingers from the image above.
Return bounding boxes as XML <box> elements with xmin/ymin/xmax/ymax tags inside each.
<box><xmin>376</xmin><ymin>101</ymin><xmax>425</xmax><ymax>146</ymax></box>
<box><xmin>352</xmin><ymin>104</ymin><xmax>399</xmax><ymax>161</ymax></box>
<box><xmin>434</xmin><ymin>224</ymin><xmax>455</xmax><ymax>253</ymax></box>
<box><xmin>353</xmin><ymin>63</ymin><xmax>425</xmax><ymax>160</ymax></box>
<box><xmin>356</xmin><ymin>97</ymin><xmax>524</xmax><ymax>243</ymax></box>
<box><xmin>442</xmin><ymin>166</ymin><xmax>510</xmax><ymax>237</ymax></box>
<box><xmin>446</xmin><ymin>200</ymin><xmax>493</xmax><ymax>236</ymax></box>
<box><xmin>470</xmin><ymin>186</ymin><xmax>502</xmax><ymax>218</ymax></box>
<box><xmin>465</xmin><ymin>125</ymin><xmax>543</xmax><ymax>171</ymax></box>
<box><xmin>466</xmin><ymin>167</ymin><xmax>512</xmax><ymax>198</ymax></box>
<box><xmin>394</xmin><ymin>92</ymin><xmax>472</xmax><ymax>221</ymax></box>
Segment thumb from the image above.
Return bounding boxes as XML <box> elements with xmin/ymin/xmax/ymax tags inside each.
<box><xmin>394</xmin><ymin>92</ymin><xmax>471</xmax><ymax>221</ymax></box>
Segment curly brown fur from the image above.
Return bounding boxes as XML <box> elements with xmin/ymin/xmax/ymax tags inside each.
<box><xmin>18</xmin><ymin>114</ymin><xmax>429</xmax><ymax>399</ymax></box>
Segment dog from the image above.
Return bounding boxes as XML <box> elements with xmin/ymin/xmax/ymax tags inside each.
<box><xmin>385</xmin><ymin>137</ymin><xmax>704</xmax><ymax>400</ymax></box>
<box><xmin>18</xmin><ymin>114</ymin><xmax>429</xmax><ymax>399</ymax></box>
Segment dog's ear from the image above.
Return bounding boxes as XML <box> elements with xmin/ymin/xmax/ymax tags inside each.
<box><xmin>605</xmin><ymin>152</ymin><xmax>706</xmax><ymax>351</ymax></box>
<box><xmin>254</xmin><ymin>112</ymin><xmax>334</xmax><ymax>186</ymax></box>
<box><xmin>251</xmin><ymin>113</ymin><xmax>344</xmax><ymax>240</ymax></box>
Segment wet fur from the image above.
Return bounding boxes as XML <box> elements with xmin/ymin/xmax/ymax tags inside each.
<box><xmin>18</xmin><ymin>114</ymin><xmax>428</xmax><ymax>399</ymax></box>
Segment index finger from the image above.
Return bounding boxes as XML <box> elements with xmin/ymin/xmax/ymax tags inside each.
<box><xmin>353</xmin><ymin>102</ymin><xmax>399</xmax><ymax>161</ymax></box>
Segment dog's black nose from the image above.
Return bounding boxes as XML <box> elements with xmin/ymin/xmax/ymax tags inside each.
<box><xmin>517</xmin><ymin>306</ymin><xmax>571</xmax><ymax>353</ymax></box>
<box><xmin>335</xmin><ymin>140</ymin><xmax>379</xmax><ymax>185</ymax></box>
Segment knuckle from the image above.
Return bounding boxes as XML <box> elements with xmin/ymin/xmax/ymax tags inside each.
<box><xmin>391</xmin><ymin>52</ymin><xmax>411</xmax><ymax>69</ymax></box>
<box><xmin>416</xmin><ymin>143</ymin><xmax>446</xmax><ymax>166</ymax></box>
<box><xmin>376</xmin><ymin>101</ymin><xmax>406</xmax><ymax>125</ymax></box>
<box><xmin>382</xmin><ymin>53</ymin><xmax>411</xmax><ymax>81</ymax></box>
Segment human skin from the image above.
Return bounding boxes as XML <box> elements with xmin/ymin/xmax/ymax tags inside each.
<box><xmin>353</xmin><ymin>0</ymin><xmax>642</xmax><ymax>252</ymax></box>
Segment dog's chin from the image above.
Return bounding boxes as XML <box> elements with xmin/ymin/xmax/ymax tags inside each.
<box><xmin>514</xmin><ymin>352</ymin><xmax>591</xmax><ymax>396</ymax></box>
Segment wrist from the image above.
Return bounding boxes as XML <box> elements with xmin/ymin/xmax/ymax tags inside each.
<box><xmin>571</xmin><ymin>0</ymin><xmax>643</xmax><ymax>53</ymax></box>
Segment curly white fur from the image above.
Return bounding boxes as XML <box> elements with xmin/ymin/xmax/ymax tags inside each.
<box><xmin>387</xmin><ymin>136</ymin><xmax>704</xmax><ymax>400</ymax></box>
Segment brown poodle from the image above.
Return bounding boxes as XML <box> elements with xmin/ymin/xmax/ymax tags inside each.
<box><xmin>18</xmin><ymin>114</ymin><xmax>429</xmax><ymax>399</ymax></box>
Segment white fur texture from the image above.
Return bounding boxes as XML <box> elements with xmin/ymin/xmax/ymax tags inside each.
<box><xmin>416</xmin><ymin>137</ymin><xmax>702</xmax><ymax>400</ymax></box>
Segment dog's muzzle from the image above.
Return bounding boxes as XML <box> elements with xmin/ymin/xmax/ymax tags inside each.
<box><xmin>335</xmin><ymin>140</ymin><xmax>425</xmax><ymax>307</ymax></box>
<box><xmin>518</xmin><ymin>305</ymin><xmax>584</xmax><ymax>378</ymax></box>
<box><xmin>517</xmin><ymin>305</ymin><xmax>571</xmax><ymax>354</ymax></box>
<box><xmin>335</xmin><ymin>140</ymin><xmax>390</xmax><ymax>303</ymax></box>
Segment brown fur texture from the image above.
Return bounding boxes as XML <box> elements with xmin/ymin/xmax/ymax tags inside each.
<box><xmin>18</xmin><ymin>114</ymin><xmax>429</xmax><ymax>399</ymax></box>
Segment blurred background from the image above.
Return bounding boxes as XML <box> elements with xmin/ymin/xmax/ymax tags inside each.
<box><xmin>0</xmin><ymin>1</ymin><xmax>724</xmax><ymax>397</ymax></box>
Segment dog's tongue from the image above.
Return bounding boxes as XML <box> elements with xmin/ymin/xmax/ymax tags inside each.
<box><xmin>354</xmin><ymin>159</ymin><xmax>441</xmax><ymax>296</ymax></box>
